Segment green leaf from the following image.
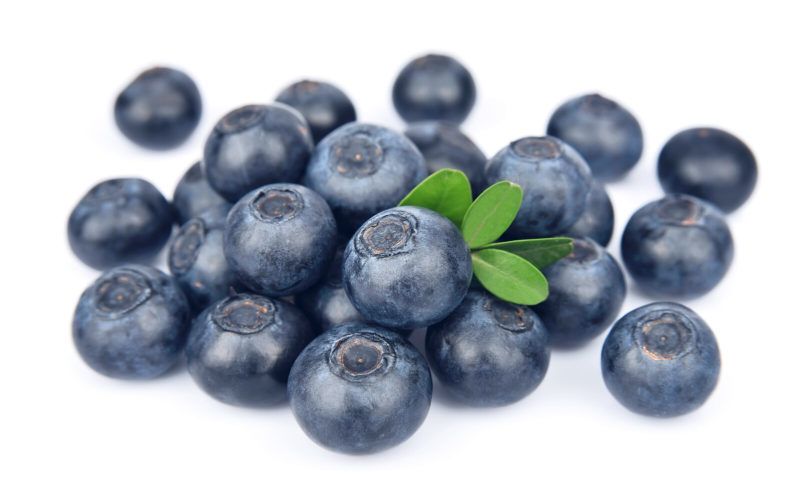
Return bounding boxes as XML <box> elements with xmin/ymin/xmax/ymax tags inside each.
<box><xmin>476</xmin><ymin>237</ymin><xmax>573</xmax><ymax>269</ymax></box>
<box><xmin>398</xmin><ymin>169</ymin><xmax>472</xmax><ymax>226</ymax></box>
<box><xmin>471</xmin><ymin>249</ymin><xmax>548</xmax><ymax>305</ymax></box>
<box><xmin>460</xmin><ymin>181</ymin><xmax>522</xmax><ymax>248</ymax></box>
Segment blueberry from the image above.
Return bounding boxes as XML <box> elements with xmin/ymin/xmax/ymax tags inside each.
<box><xmin>204</xmin><ymin>104</ymin><xmax>313</xmax><ymax>202</ymax></box>
<box><xmin>186</xmin><ymin>294</ymin><xmax>313</xmax><ymax>407</ymax></box>
<box><xmin>601</xmin><ymin>302</ymin><xmax>720</xmax><ymax>417</ymax></box>
<box><xmin>622</xmin><ymin>194</ymin><xmax>733</xmax><ymax>297</ymax></box>
<box><xmin>534</xmin><ymin>238</ymin><xmax>626</xmax><ymax>348</ymax></box>
<box><xmin>168</xmin><ymin>204</ymin><xmax>239</xmax><ymax>311</ymax></box>
<box><xmin>658</xmin><ymin>127</ymin><xmax>757</xmax><ymax>212</ymax></box>
<box><xmin>72</xmin><ymin>265</ymin><xmax>190</xmax><ymax>379</ymax></box>
<box><xmin>343</xmin><ymin>206</ymin><xmax>472</xmax><ymax>330</ymax></box>
<box><xmin>288</xmin><ymin>322</ymin><xmax>432</xmax><ymax>454</ymax></box>
<box><xmin>275</xmin><ymin>80</ymin><xmax>357</xmax><ymax>143</ymax></box>
<box><xmin>486</xmin><ymin>136</ymin><xmax>592</xmax><ymax>237</ymax></box>
<box><xmin>426</xmin><ymin>290</ymin><xmax>550</xmax><ymax>406</ymax></box>
<box><xmin>172</xmin><ymin>161</ymin><xmax>228</xmax><ymax>224</ymax></box>
<box><xmin>404</xmin><ymin>121</ymin><xmax>487</xmax><ymax>195</ymax></box>
<box><xmin>392</xmin><ymin>54</ymin><xmax>476</xmax><ymax>124</ymax></box>
<box><xmin>68</xmin><ymin>178</ymin><xmax>174</xmax><ymax>270</ymax></box>
<box><xmin>296</xmin><ymin>247</ymin><xmax>365</xmax><ymax>332</ymax></box>
<box><xmin>562</xmin><ymin>180</ymin><xmax>615</xmax><ymax>247</ymax></box>
<box><xmin>224</xmin><ymin>183</ymin><xmax>337</xmax><ymax>297</ymax></box>
<box><xmin>114</xmin><ymin>66</ymin><xmax>201</xmax><ymax>150</ymax></box>
<box><xmin>303</xmin><ymin>123</ymin><xmax>427</xmax><ymax>233</ymax></box>
<box><xmin>547</xmin><ymin>93</ymin><xmax>643</xmax><ymax>181</ymax></box>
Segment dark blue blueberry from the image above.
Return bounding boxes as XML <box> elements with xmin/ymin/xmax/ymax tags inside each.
<box><xmin>485</xmin><ymin>136</ymin><xmax>592</xmax><ymax>237</ymax></box>
<box><xmin>534</xmin><ymin>238</ymin><xmax>626</xmax><ymax>348</ymax></box>
<box><xmin>562</xmin><ymin>180</ymin><xmax>615</xmax><ymax>247</ymax></box>
<box><xmin>297</xmin><ymin>247</ymin><xmax>365</xmax><ymax>332</ymax></box>
<box><xmin>114</xmin><ymin>66</ymin><xmax>201</xmax><ymax>150</ymax></box>
<box><xmin>303</xmin><ymin>123</ymin><xmax>427</xmax><ymax>233</ymax></box>
<box><xmin>426</xmin><ymin>290</ymin><xmax>550</xmax><ymax>406</ymax></box>
<box><xmin>68</xmin><ymin>178</ymin><xmax>174</xmax><ymax>270</ymax></box>
<box><xmin>186</xmin><ymin>294</ymin><xmax>314</xmax><ymax>407</ymax></box>
<box><xmin>404</xmin><ymin>121</ymin><xmax>487</xmax><ymax>195</ymax></box>
<box><xmin>168</xmin><ymin>203</ymin><xmax>239</xmax><ymax>312</ymax></box>
<box><xmin>224</xmin><ymin>183</ymin><xmax>337</xmax><ymax>297</ymax></box>
<box><xmin>392</xmin><ymin>54</ymin><xmax>476</xmax><ymax>124</ymax></box>
<box><xmin>658</xmin><ymin>127</ymin><xmax>757</xmax><ymax>212</ymax></box>
<box><xmin>601</xmin><ymin>302</ymin><xmax>721</xmax><ymax>417</ymax></box>
<box><xmin>204</xmin><ymin>104</ymin><xmax>313</xmax><ymax>202</ymax></box>
<box><xmin>172</xmin><ymin>161</ymin><xmax>228</xmax><ymax>224</ymax></box>
<box><xmin>72</xmin><ymin>265</ymin><xmax>190</xmax><ymax>379</ymax></box>
<box><xmin>622</xmin><ymin>194</ymin><xmax>734</xmax><ymax>297</ymax></box>
<box><xmin>275</xmin><ymin>80</ymin><xmax>357</xmax><ymax>143</ymax></box>
<box><xmin>288</xmin><ymin>322</ymin><xmax>432</xmax><ymax>454</ymax></box>
<box><xmin>343</xmin><ymin>206</ymin><xmax>472</xmax><ymax>330</ymax></box>
<box><xmin>547</xmin><ymin>93</ymin><xmax>643</xmax><ymax>181</ymax></box>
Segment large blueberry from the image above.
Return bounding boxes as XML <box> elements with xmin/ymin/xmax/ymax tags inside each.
<box><xmin>72</xmin><ymin>265</ymin><xmax>190</xmax><ymax>379</ymax></box>
<box><xmin>288</xmin><ymin>322</ymin><xmax>432</xmax><ymax>454</ymax></box>
<box><xmin>114</xmin><ymin>66</ymin><xmax>202</xmax><ymax>150</ymax></box>
<box><xmin>224</xmin><ymin>183</ymin><xmax>337</xmax><ymax>297</ymax></box>
<box><xmin>658</xmin><ymin>127</ymin><xmax>757</xmax><ymax>212</ymax></box>
<box><xmin>547</xmin><ymin>93</ymin><xmax>643</xmax><ymax>181</ymax></box>
<box><xmin>562</xmin><ymin>180</ymin><xmax>615</xmax><ymax>247</ymax></box>
<box><xmin>172</xmin><ymin>161</ymin><xmax>228</xmax><ymax>224</ymax></box>
<box><xmin>534</xmin><ymin>238</ymin><xmax>626</xmax><ymax>348</ymax></box>
<box><xmin>303</xmin><ymin>123</ymin><xmax>427</xmax><ymax>233</ymax></box>
<box><xmin>68</xmin><ymin>178</ymin><xmax>173</xmax><ymax>270</ymax></box>
<box><xmin>187</xmin><ymin>294</ymin><xmax>314</xmax><ymax>407</ymax></box>
<box><xmin>343</xmin><ymin>206</ymin><xmax>472</xmax><ymax>330</ymax></box>
<box><xmin>275</xmin><ymin>80</ymin><xmax>356</xmax><ymax>143</ymax></box>
<box><xmin>404</xmin><ymin>121</ymin><xmax>487</xmax><ymax>195</ymax></box>
<box><xmin>297</xmin><ymin>247</ymin><xmax>365</xmax><ymax>332</ymax></box>
<box><xmin>168</xmin><ymin>204</ymin><xmax>239</xmax><ymax>311</ymax></box>
<box><xmin>204</xmin><ymin>104</ymin><xmax>313</xmax><ymax>202</ymax></box>
<box><xmin>392</xmin><ymin>54</ymin><xmax>476</xmax><ymax>124</ymax></box>
<box><xmin>426</xmin><ymin>290</ymin><xmax>550</xmax><ymax>406</ymax></box>
<box><xmin>601</xmin><ymin>302</ymin><xmax>721</xmax><ymax>417</ymax></box>
<box><xmin>622</xmin><ymin>194</ymin><xmax>733</xmax><ymax>297</ymax></box>
<box><xmin>486</xmin><ymin>136</ymin><xmax>592</xmax><ymax>237</ymax></box>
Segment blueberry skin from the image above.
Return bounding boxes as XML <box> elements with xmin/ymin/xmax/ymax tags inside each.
<box><xmin>343</xmin><ymin>206</ymin><xmax>472</xmax><ymax>330</ymax></box>
<box><xmin>296</xmin><ymin>247</ymin><xmax>365</xmax><ymax>332</ymax></box>
<box><xmin>288</xmin><ymin>322</ymin><xmax>432</xmax><ymax>454</ymax></box>
<box><xmin>186</xmin><ymin>294</ymin><xmax>313</xmax><ymax>407</ymax></box>
<box><xmin>204</xmin><ymin>104</ymin><xmax>314</xmax><ymax>202</ymax></box>
<box><xmin>114</xmin><ymin>67</ymin><xmax>202</xmax><ymax>150</ymax></box>
<box><xmin>547</xmin><ymin>93</ymin><xmax>643</xmax><ymax>181</ymax></box>
<box><xmin>486</xmin><ymin>136</ymin><xmax>593</xmax><ymax>237</ymax></box>
<box><xmin>534</xmin><ymin>238</ymin><xmax>626</xmax><ymax>348</ymax></box>
<box><xmin>168</xmin><ymin>204</ymin><xmax>239</xmax><ymax>312</ymax></box>
<box><xmin>172</xmin><ymin>161</ymin><xmax>228</xmax><ymax>224</ymax></box>
<box><xmin>224</xmin><ymin>183</ymin><xmax>337</xmax><ymax>297</ymax></box>
<box><xmin>404</xmin><ymin>121</ymin><xmax>487</xmax><ymax>194</ymax></box>
<box><xmin>426</xmin><ymin>290</ymin><xmax>550</xmax><ymax>406</ymax></box>
<box><xmin>658</xmin><ymin>127</ymin><xmax>757</xmax><ymax>212</ymax></box>
<box><xmin>601</xmin><ymin>302</ymin><xmax>720</xmax><ymax>417</ymax></box>
<box><xmin>622</xmin><ymin>194</ymin><xmax>734</xmax><ymax>297</ymax></box>
<box><xmin>68</xmin><ymin>178</ymin><xmax>174</xmax><ymax>270</ymax></box>
<box><xmin>72</xmin><ymin>265</ymin><xmax>190</xmax><ymax>379</ymax></box>
<box><xmin>303</xmin><ymin>123</ymin><xmax>427</xmax><ymax>233</ymax></box>
<box><xmin>392</xmin><ymin>54</ymin><xmax>476</xmax><ymax>124</ymax></box>
<box><xmin>275</xmin><ymin>80</ymin><xmax>357</xmax><ymax>143</ymax></box>
<box><xmin>562</xmin><ymin>180</ymin><xmax>615</xmax><ymax>247</ymax></box>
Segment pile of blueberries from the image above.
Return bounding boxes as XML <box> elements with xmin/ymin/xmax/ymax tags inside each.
<box><xmin>68</xmin><ymin>54</ymin><xmax>756</xmax><ymax>454</ymax></box>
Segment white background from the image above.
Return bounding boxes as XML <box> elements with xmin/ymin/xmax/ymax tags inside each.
<box><xmin>1</xmin><ymin>1</ymin><xmax>798</xmax><ymax>501</ymax></box>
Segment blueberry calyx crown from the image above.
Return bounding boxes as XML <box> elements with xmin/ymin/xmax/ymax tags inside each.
<box><xmin>511</xmin><ymin>137</ymin><xmax>560</xmax><ymax>159</ymax></box>
<box><xmin>329</xmin><ymin>332</ymin><xmax>395</xmax><ymax>379</ymax></box>
<box><xmin>656</xmin><ymin>196</ymin><xmax>704</xmax><ymax>226</ymax></box>
<box><xmin>569</xmin><ymin>239</ymin><xmax>600</xmax><ymax>263</ymax></box>
<box><xmin>356</xmin><ymin>211</ymin><xmax>417</xmax><ymax>258</ymax></box>
<box><xmin>85</xmin><ymin>179</ymin><xmax>128</xmax><ymax>206</ymax></box>
<box><xmin>251</xmin><ymin>188</ymin><xmax>303</xmax><ymax>223</ymax></box>
<box><xmin>581</xmin><ymin>93</ymin><xmax>617</xmax><ymax>114</ymax></box>
<box><xmin>217</xmin><ymin>105</ymin><xmax>264</xmax><ymax>134</ymax></box>
<box><xmin>636</xmin><ymin>311</ymin><xmax>695</xmax><ymax>361</ymax></box>
<box><xmin>94</xmin><ymin>268</ymin><xmax>153</xmax><ymax>317</ymax></box>
<box><xmin>333</xmin><ymin>134</ymin><xmax>383</xmax><ymax>178</ymax></box>
<box><xmin>485</xmin><ymin>298</ymin><xmax>533</xmax><ymax>332</ymax></box>
<box><xmin>212</xmin><ymin>295</ymin><xmax>276</xmax><ymax>334</ymax></box>
<box><xmin>169</xmin><ymin>219</ymin><xmax>206</xmax><ymax>274</ymax></box>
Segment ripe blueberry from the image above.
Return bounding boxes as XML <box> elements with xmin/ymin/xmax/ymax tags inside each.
<box><xmin>275</xmin><ymin>80</ymin><xmax>356</xmax><ymax>143</ymax></box>
<box><xmin>392</xmin><ymin>54</ymin><xmax>476</xmax><ymax>124</ymax></box>
<box><xmin>296</xmin><ymin>247</ymin><xmax>365</xmax><ymax>332</ymax></box>
<box><xmin>562</xmin><ymin>180</ymin><xmax>615</xmax><ymax>247</ymax></box>
<box><xmin>172</xmin><ymin>161</ymin><xmax>228</xmax><ymax>224</ymax></box>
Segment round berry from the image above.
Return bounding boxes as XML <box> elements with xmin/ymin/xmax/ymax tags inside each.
<box><xmin>172</xmin><ymin>161</ymin><xmax>227</xmax><ymax>224</ymax></box>
<box><xmin>276</xmin><ymin>80</ymin><xmax>356</xmax><ymax>143</ymax></box>
<box><xmin>392</xmin><ymin>54</ymin><xmax>476</xmax><ymax>124</ymax></box>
